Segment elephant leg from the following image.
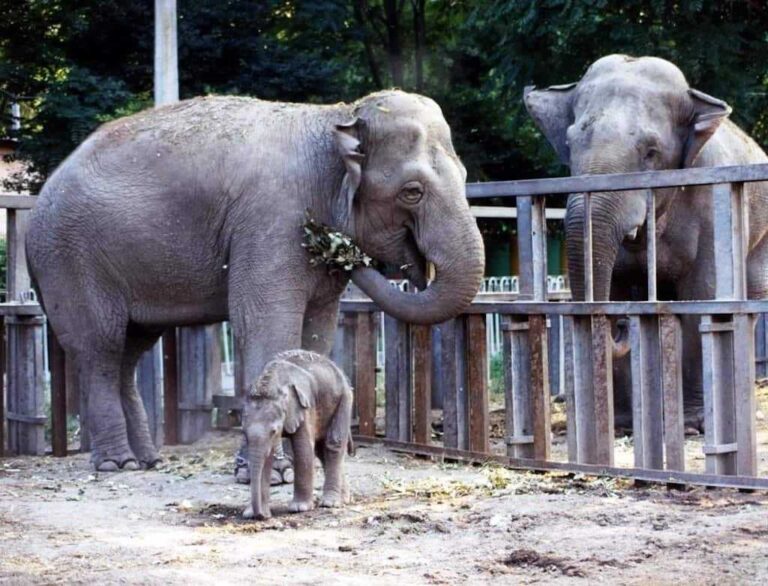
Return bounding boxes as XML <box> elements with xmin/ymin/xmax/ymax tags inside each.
<box><xmin>302</xmin><ymin>297</ymin><xmax>342</xmax><ymax>355</ymax></box>
<box><xmin>120</xmin><ymin>328</ymin><xmax>163</xmax><ymax>468</ymax></box>
<box><xmin>319</xmin><ymin>441</ymin><xmax>347</xmax><ymax>508</ymax></box>
<box><xmin>288</xmin><ymin>427</ymin><xmax>315</xmax><ymax>512</ymax></box>
<box><xmin>747</xmin><ymin>235</ymin><xmax>768</xmax><ymax>299</ymax></box>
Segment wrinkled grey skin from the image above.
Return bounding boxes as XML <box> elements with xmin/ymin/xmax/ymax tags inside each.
<box><xmin>525</xmin><ymin>55</ymin><xmax>768</xmax><ymax>427</ymax></box>
<box><xmin>26</xmin><ymin>90</ymin><xmax>484</xmax><ymax>471</ymax></box>
<box><xmin>243</xmin><ymin>350</ymin><xmax>352</xmax><ymax>520</ymax></box>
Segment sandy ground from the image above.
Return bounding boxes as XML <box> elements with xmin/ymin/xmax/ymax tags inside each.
<box><xmin>1</xmin><ymin>432</ymin><xmax>767</xmax><ymax>585</ymax></box>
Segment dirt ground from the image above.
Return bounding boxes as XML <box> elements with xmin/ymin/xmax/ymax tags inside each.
<box><xmin>1</xmin><ymin>433</ymin><xmax>767</xmax><ymax>585</ymax></box>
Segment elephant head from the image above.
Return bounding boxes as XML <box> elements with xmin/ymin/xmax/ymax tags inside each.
<box><xmin>524</xmin><ymin>55</ymin><xmax>731</xmax><ymax>300</ymax></box>
<box><xmin>336</xmin><ymin>91</ymin><xmax>485</xmax><ymax>323</ymax></box>
<box><xmin>243</xmin><ymin>359</ymin><xmax>312</xmax><ymax>520</ymax></box>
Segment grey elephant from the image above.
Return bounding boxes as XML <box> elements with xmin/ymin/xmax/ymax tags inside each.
<box><xmin>243</xmin><ymin>350</ymin><xmax>352</xmax><ymax>520</ymax></box>
<box><xmin>26</xmin><ymin>90</ymin><xmax>485</xmax><ymax>471</ymax></box>
<box><xmin>525</xmin><ymin>54</ymin><xmax>768</xmax><ymax>427</ymax></box>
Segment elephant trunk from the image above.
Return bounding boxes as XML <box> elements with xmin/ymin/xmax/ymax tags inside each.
<box><xmin>247</xmin><ymin>445</ymin><xmax>272</xmax><ymax>520</ymax></box>
<box><xmin>352</xmin><ymin>210</ymin><xmax>484</xmax><ymax>325</ymax></box>
<box><xmin>565</xmin><ymin>192</ymin><xmax>645</xmax><ymax>301</ymax></box>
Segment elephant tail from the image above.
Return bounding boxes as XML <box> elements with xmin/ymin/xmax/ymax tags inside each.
<box><xmin>347</xmin><ymin>431</ymin><xmax>356</xmax><ymax>457</ymax></box>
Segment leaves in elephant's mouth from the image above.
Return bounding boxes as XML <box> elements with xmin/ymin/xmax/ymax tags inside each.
<box><xmin>302</xmin><ymin>210</ymin><xmax>375</xmax><ymax>272</ymax></box>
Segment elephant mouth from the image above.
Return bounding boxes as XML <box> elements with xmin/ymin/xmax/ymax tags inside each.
<box><xmin>400</xmin><ymin>229</ymin><xmax>428</xmax><ymax>291</ymax></box>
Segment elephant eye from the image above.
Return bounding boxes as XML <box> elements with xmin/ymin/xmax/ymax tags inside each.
<box><xmin>399</xmin><ymin>181</ymin><xmax>424</xmax><ymax>205</ymax></box>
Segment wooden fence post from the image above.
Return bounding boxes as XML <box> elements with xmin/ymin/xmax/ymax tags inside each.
<box><xmin>48</xmin><ymin>326</ymin><xmax>68</xmax><ymax>457</ymax></box>
<box><xmin>177</xmin><ymin>325</ymin><xmax>219</xmax><ymax>444</ymax></box>
<box><xmin>467</xmin><ymin>315</ymin><xmax>489</xmax><ymax>453</ymax></box>
<box><xmin>630</xmin><ymin>315</ymin><xmax>663</xmax><ymax>470</ymax></box>
<box><xmin>354</xmin><ymin>312</ymin><xmax>377</xmax><ymax>437</ymax></box>
<box><xmin>439</xmin><ymin>318</ymin><xmax>468</xmax><ymax>450</ymax></box>
<box><xmin>384</xmin><ymin>315</ymin><xmax>411</xmax><ymax>442</ymax></box>
<box><xmin>162</xmin><ymin>329</ymin><xmax>179</xmax><ymax>445</ymax></box>
<box><xmin>412</xmin><ymin>324</ymin><xmax>432</xmax><ymax>445</ymax></box>
<box><xmin>503</xmin><ymin>316</ymin><xmax>533</xmax><ymax>458</ymax></box>
<box><xmin>137</xmin><ymin>342</ymin><xmax>163</xmax><ymax>447</ymax></box>
<box><xmin>0</xmin><ymin>317</ymin><xmax>4</xmax><ymax>456</ymax></box>
<box><xmin>660</xmin><ymin>315</ymin><xmax>685</xmax><ymax>471</ymax></box>
<box><xmin>5</xmin><ymin>315</ymin><xmax>46</xmax><ymax>455</ymax></box>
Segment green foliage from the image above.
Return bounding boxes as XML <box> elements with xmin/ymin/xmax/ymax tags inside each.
<box><xmin>2</xmin><ymin>0</ymin><xmax>768</xmax><ymax>192</ymax></box>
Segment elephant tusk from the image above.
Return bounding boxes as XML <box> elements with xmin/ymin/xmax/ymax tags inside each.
<box><xmin>625</xmin><ymin>227</ymin><xmax>639</xmax><ymax>241</ymax></box>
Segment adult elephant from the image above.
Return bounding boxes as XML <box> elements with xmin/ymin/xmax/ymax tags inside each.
<box><xmin>524</xmin><ymin>55</ymin><xmax>768</xmax><ymax>428</ymax></box>
<box><xmin>27</xmin><ymin>90</ymin><xmax>484</xmax><ymax>471</ymax></box>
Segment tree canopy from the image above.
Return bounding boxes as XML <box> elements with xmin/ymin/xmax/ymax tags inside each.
<box><xmin>2</xmin><ymin>0</ymin><xmax>768</xmax><ymax>192</ymax></box>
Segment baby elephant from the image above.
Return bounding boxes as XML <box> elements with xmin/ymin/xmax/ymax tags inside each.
<box><xmin>243</xmin><ymin>350</ymin><xmax>353</xmax><ymax>520</ymax></box>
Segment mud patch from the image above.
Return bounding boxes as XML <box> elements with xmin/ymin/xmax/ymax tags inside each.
<box><xmin>501</xmin><ymin>548</ymin><xmax>586</xmax><ymax>578</ymax></box>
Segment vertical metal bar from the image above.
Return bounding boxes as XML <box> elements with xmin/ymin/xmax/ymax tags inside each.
<box><xmin>162</xmin><ymin>329</ymin><xmax>179</xmax><ymax>445</ymax></box>
<box><xmin>354</xmin><ymin>312</ymin><xmax>377</xmax><ymax>438</ymax></box>
<box><xmin>154</xmin><ymin>0</ymin><xmax>179</xmax><ymax>105</ymax></box>
<box><xmin>659</xmin><ymin>315</ymin><xmax>685</xmax><ymax>471</ymax></box>
<box><xmin>467</xmin><ymin>315</ymin><xmax>489</xmax><ymax>453</ymax></box>
<box><xmin>517</xmin><ymin>196</ymin><xmax>534</xmax><ymax>299</ymax></box>
<box><xmin>412</xmin><ymin>325</ymin><xmax>432</xmax><ymax>445</ymax></box>
<box><xmin>645</xmin><ymin>189</ymin><xmax>657</xmax><ymax>301</ymax></box>
<box><xmin>48</xmin><ymin>325</ymin><xmax>68</xmax><ymax>457</ymax></box>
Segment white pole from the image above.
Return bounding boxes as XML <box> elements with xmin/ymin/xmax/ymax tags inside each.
<box><xmin>154</xmin><ymin>0</ymin><xmax>178</xmax><ymax>106</ymax></box>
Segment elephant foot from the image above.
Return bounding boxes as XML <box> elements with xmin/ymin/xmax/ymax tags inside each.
<box><xmin>684</xmin><ymin>408</ymin><xmax>705</xmax><ymax>434</ymax></box>
<box><xmin>272</xmin><ymin>454</ymin><xmax>294</xmax><ymax>486</ymax></box>
<box><xmin>243</xmin><ymin>505</ymin><xmax>271</xmax><ymax>520</ymax></box>
<box><xmin>288</xmin><ymin>499</ymin><xmax>314</xmax><ymax>513</ymax></box>
<box><xmin>93</xmin><ymin>451</ymin><xmax>139</xmax><ymax>472</ymax></box>
<box><xmin>319</xmin><ymin>492</ymin><xmax>344</xmax><ymax>508</ymax></box>
<box><xmin>132</xmin><ymin>445</ymin><xmax>162</xmax><ymax>470</ymax></box>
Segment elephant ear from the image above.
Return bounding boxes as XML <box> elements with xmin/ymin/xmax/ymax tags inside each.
<box><xmin>333</xmin><ymin>119</ymin><xmax>365</xmax><ymax>230</ymax></box>
<box><xmin>681</xmin><ymin>89</ymin><xmax>731</xmax><ymax>168</ymax></box>
<box><xmin>524</xmin><ymin>82</ymin><xmax>578</xmax><ymax>166</ymax></box>
<box><xmin>281</xmin><ymin>366</ymin><xmax>314</xmax><ymax>435</ymax></box>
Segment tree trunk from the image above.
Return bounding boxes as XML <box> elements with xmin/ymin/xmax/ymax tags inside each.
<box><xmin>411</xmin><ymin>0</ymin><xmax>426</xmax><ymax>91</ymax></box>
<box><xmin>353</xmin><ymin>0</ymin><xmax>384</xmax><ymax>88</ymax></box>
<box><xmin>383</xmin><ymin>0</ymin><xmax>404</xmax><ymax>87</ymax></box>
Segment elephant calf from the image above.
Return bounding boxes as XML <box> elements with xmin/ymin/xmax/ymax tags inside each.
<box><xmin>243</xmin><ymin>350</ymin><xmax>353</xmax><ymax>520</ymax></box>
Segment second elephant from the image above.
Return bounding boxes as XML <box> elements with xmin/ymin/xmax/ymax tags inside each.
<box><xmin>525</xmin><ymin>54</ymin><xmax>768</xmax><ymax>427</ymax></box>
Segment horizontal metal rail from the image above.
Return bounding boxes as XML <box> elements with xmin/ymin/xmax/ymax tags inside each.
<box><xmin>354</xmin><ymin>436</ymin><xmax>768</xmax><ymax>491</ymax></box>
<box><xmin>466</xmin><ymin>163</ymin><xmax>768</xmax><ymax>198</ymax></box>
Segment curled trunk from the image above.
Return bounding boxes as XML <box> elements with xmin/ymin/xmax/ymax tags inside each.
<box><xmin>352</xmin><ymin>211</ymin><xmax>484</xmax><ymax>324</ymax></box>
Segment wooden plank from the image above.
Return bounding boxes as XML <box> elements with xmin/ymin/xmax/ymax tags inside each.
<box><xmin>162</xmin><ymin>329</ymin><xmax>179</xmax><ymax>445</ymax></box>
<box><xmin>354</xmin><ymin>312</ymin><xmax>377</xmax><ymax>438</ymax></box>
<box><xmin>356</xmin><ymin>436</ymin><xmax>768</xmax><ymax>491</ymax></box>
<box><xmin>506</xmin><ymin>316</ymin><xmax>533</xmax><ymax>458</ymax></box>
<box><xmin>532</xmin><ymin>196</ymin><xmax>548</xmax><ymax>301</ymax></box>
<box><xmin>341</xmin><ymin>298</ymin><xmax>768</xmax><ymax>316</ymax></box>
<box><xmin>733</xmin><ymin>314</ymin><xmax>757</xmax><ymax>475</ymax></box>
<box><xmin>529</xmin><ymin>315</ymin><xmax>551</xmax><ymax>460</ymax></box>
<box><xmin>645</xmin><ymin>189</ymin><xmax>657</xmax><ymax>301</ymax></box>
<box><xmin>412</xmin><ymin>324</ymin><xmax>432</xmax><ymax>445</ymax></box>
<box><xmin>571</xmin><ymin>316</ymin><xmax>597</xmax><ymax>463</ymax></box>
<box><xmin>732</xmin><ymin>182</ymin><xmax>748</xmax><ymax>299</ymax></box>
<box><xmin>467</xmin><ymin>315</ymin><xmax>489</xmax><ymax>453</ymax></box>
<box><xmin>700</xmin><ymin>316</ymin><xmax>737</xmax><ymax>475</ymax></box>
<box><xmin>591</xmin><ymin>315</ymin><xmax>614</xmax><ymax>466</ymax></box>
<box><xmin>547</xmin><ymin>315</ymin><xmax>562</xmax><ymax>396</ymax></box>
<box><xmin>630</xmin><ymin>316</ymin><xmax>664</xmax><ymax>470</ymax></box>
<box><xmin>562</xmin><ymin>316</ymin><xmax>578</xmax><ymax>462</ymax></box>
<box><xmin>0</xmin><ymin>194</ymin><xmax>37</xmax><ymax>209</ymax></box>
<box><xmin>465</xmin><ymin>163</ymin><xmax>768</xmax><ymax>198</ymax></box>
<box><xmin>659</xmin><ymin>315</ymin><xmax>685</xmax><ymax>471</ymax></box>
<box><xmin>582</xmin><ymin>192</ymin><xmax>594</xmax><ymax>301</ymax></box>
<box><xmin>137</xmin><ymin>342</ymin><xmax>163</xmax><ymax>447</ymax></box>
<box><xmin>384</xmin><ymin>315</ymin><xmax>411</xmax><ymax>442</ymax></box>
<box><xmin>48</xmin><ymin>325</ymin><xmax>68</xmax><ymax>457</ymax></box>
<box><xmin>516</xmin><ymin>196</ymin><xmax>534</xmax><ymax>300</ymax></box>
<box><xmin>5</xmin><ymin>315</ymin><xmax>46</xmax><ymax>455</ymax></box>
<box><xmin>0</xmin><ymin>304</ymin><xmax>44</xmax><ymax>316</ymax></box>
<box><xmin>712</xmin><ymin>183</ymin><xmax>736</xmax><ymax>299</ymax></box>
<box><xmin>0</xmin><ymin>317</ymin><xmax>4</xmax><ymax>456</ymax></box>
<box><xmin>6</xmin><ymin>209</ymin><xmax>31</xmax><ymax>302</ymax></box>
<box><xmin>439</xmin><ymin>319</ymin><xmax>468</xmax><ymax>449</ymax></box>
<box><xmin>469</xmin><ymin>205</ymin><xmax>566</xmax><ymax>220</ymax></box>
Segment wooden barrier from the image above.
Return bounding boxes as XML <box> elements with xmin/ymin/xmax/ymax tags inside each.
<box><xmin>3</xmin><ymin>164</ymin><xmax>768</xmax><ymax>489</ymax></box>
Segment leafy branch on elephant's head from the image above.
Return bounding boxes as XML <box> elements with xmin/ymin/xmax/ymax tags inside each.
<box><xmin>302</xmin><ymin>210</ymin><xmax>376</xmax><ymax>273</ymax></box>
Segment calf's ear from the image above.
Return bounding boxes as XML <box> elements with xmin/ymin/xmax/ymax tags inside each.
<box><xmin>282</xmin><ymin>367</ymin><xmax>314</xmax><ymax>434</ymax></box>
<box><xmin>524</xmin><ymin>82</ymin><xmax>577</xmax><ymax>166</ymax></box>
<box><xmin>682</xmin><ymin>89</ymin><xmax>731</xmax><ymax>167</ymax></box>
